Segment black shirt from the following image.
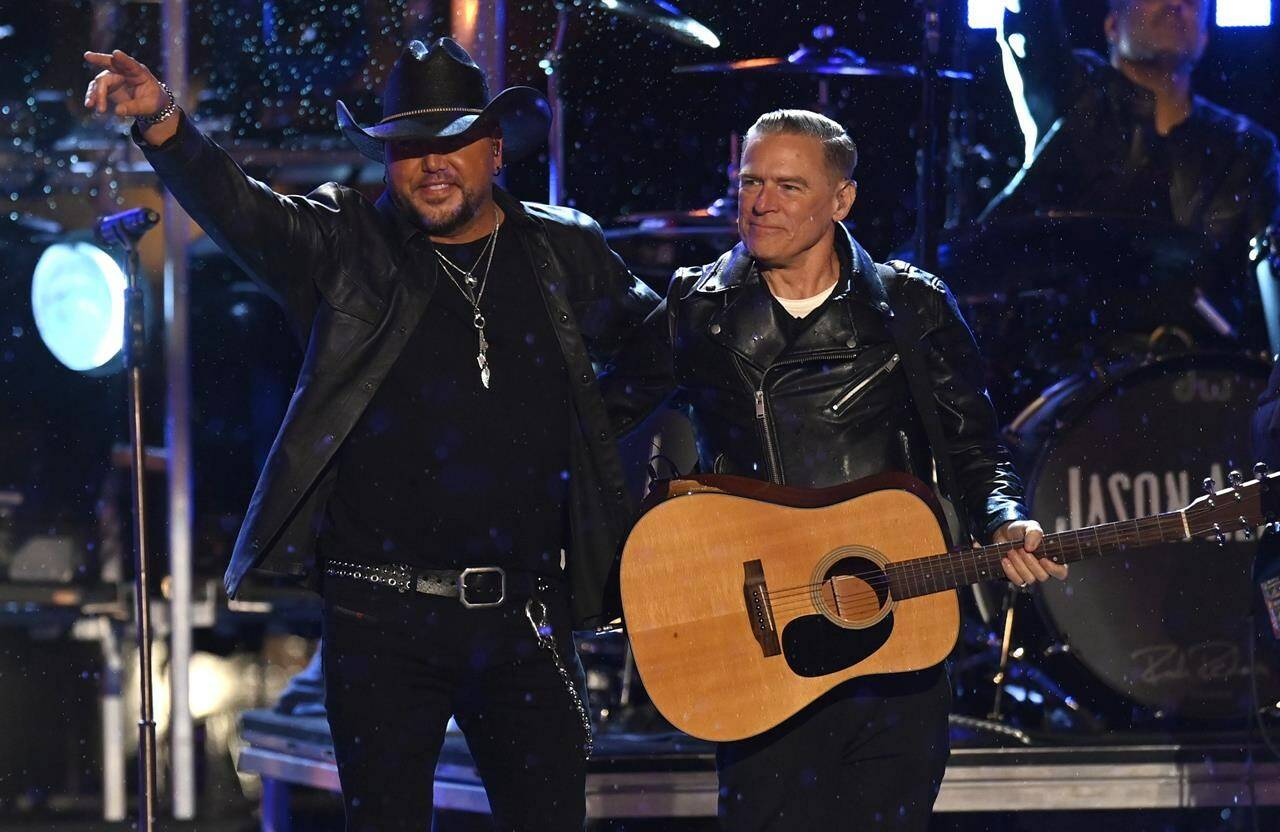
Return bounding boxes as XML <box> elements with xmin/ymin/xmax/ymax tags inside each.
<box><xmin>319</xmin><ymin>223</ymin><xmax>572</xmax><ymax>574</ymax></box>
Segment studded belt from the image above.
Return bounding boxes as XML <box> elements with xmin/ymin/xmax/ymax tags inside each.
<box><xmin>323</xmin><ymin>559</ymin><xmax>556</xmax><ymax>609</ymax></box>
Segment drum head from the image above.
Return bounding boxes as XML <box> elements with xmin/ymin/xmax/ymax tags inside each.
<box><xmin>1017</xmin><ymin>354</ymin><xmax>1278</xmax><ymax>718</ymax></box>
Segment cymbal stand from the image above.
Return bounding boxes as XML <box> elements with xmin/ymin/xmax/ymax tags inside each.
<box><xmin>987</xmin><ymin>582</ymin><xmax>1020</xmax><ymax>720</ymax></box>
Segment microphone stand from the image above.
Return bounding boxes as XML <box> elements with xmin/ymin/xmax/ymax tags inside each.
<box><xmin>101</xmin><ymin>215</ymin><xmax>160</xmax><ymax>832</ymax></box>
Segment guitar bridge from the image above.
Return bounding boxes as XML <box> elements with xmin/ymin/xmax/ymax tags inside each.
<box><xmin>743</xmin><ymin>559</ymin><xmax>780</xmax><ymax>657</ymax></box>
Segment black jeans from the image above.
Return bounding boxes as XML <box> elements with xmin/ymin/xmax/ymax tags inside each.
<box><xmin>320</xmin><ymin>576</ymin><xmax>588</xmax><ymax>831</ymax></box>
<box><xmin>717</xmin><ymin>665</ymin><xmax>951</xmax><ymax>832</ymax></box>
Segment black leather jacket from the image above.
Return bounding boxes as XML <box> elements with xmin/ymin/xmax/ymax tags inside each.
<box><xmin>139</xmin><ymin>114</ymin><xmax>659</xmax><ymax>627</ymax></box>
<box><xmin>601</xmin><ymin>226</ymin><xmax>1028</xmax><ymax>543</ymax></box>
<box><xmin>983</xmin><ymin>0</ymin><xmax>1280</xmax><ymax>259</ymax></box>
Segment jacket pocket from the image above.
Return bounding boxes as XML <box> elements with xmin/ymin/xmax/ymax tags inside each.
<box><xmin>827</xmin><ymin>352</ymin><xmax>901</xmax><ymax>416</ymax></box>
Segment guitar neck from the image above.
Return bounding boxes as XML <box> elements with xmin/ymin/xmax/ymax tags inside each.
<box><xmin>886</xmin><ymin>511</ymin><xmax>1190</xmax><ymax>601</ymax></box>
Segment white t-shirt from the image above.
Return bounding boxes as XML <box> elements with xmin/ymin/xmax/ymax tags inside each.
<box><xmin>772</xmin><ymin>282</ymin><xmax>838</xmax><ymax>319</ymax></box>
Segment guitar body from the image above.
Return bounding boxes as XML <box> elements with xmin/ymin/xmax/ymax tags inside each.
<box><xmin>620</xmin><ymin>473</ymin><xmax>959</xmax><ymax>742</ymax></box>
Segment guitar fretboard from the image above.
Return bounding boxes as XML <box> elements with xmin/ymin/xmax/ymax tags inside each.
<box><xmin>884</xmin><ymin>511</ymin><xmax>1188</xmax><ymax>601</ymax></box>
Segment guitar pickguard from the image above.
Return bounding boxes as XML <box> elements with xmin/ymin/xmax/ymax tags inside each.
<box><xmin>781</xmin><ymin>612</ymin><xmax>895</xmax><ymax>678</ymax></box>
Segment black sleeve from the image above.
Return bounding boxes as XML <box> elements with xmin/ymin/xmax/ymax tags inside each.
<box><xmin>596</xmin><ymin>272</ymin><xmax>682</xmax><ymax>440</ymax></box>
<box><xmin>136</xmin><ymin>112</ymin><xmax>342</xmax><ymax>331</ymax></box>
<box><xmin>562</xmin><ymin>217</ymin><xmax>663</xmax><ymax>366</ymax></box>
<box><xmin>915</xmin><ymin>277</ymin><xmax>1030</xmax><ymax>540</ymax></box>
<box><xmin>999</xmin><ymin>0</ymin><xmax>1085</xmax><ymax>140</ymax></box>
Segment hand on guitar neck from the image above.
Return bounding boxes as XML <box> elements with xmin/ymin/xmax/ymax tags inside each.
<box><xmin>993</xmin><ymin>519</ymin><xmax>1068</xmax><ymax>587</ymax></box>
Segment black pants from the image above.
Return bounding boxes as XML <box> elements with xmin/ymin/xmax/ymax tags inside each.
<box><xmin>321</xmin><ymin>577</ymin><xmax>588</xmax><ymax>832</ymax></box>
<box><xmin>717</xmin><ymin>666</ymin><xmax>951</xmax><ymax>832</ymax></box>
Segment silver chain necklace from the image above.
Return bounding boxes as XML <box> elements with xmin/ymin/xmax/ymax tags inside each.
<box><xmin>434</xmin><ymin>207</ymin><xmax>501</xmax><ymax>389</ymax></box>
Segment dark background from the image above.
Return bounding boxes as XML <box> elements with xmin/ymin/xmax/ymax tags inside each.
<box><xmin>2</xmin><ymin>0</ymin><xmax>1278</xmax><ymax>257</ymax></box>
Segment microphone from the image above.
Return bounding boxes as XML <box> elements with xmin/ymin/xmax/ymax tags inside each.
<box><xmin>94</xmin><ymin>208</ymin><xmax>160</xmax><ymax>248</ymax></box>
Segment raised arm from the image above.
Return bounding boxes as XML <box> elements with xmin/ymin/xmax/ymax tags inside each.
<box><xmin>83</xmin><ymin>49</ymin><xmax>339</xmax><ymax>328</ymax></box>
<box><xmin>997</xmin><ymin>0</ymin><xmax>1082</xmax><ymax>160</ymax></box>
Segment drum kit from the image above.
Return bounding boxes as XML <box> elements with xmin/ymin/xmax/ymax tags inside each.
<box><xmin>577</xmin><ymin>0</ymin><xmax>1280</xmax><ymax>739</ymax></box>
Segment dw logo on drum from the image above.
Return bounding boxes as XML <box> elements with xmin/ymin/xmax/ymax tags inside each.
<box><xmin>1171</xmin><ymin>370</ymin><xmax>1236</xmax><ymax>404</ymax></box>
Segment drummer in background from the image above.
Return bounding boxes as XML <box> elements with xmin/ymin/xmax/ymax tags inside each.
<box><xmin>983</xmin><ymin>0</ymin><xmax>1280</xmax><ymax>294</ymax></box>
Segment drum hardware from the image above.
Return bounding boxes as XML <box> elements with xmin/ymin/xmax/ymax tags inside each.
<box><xmin>1146</xmin><ymin>324</ymin><xmax>1197</xmax><ymax>354</ymax></box>
<box><xmin>1007</xmin><ymin>354</ymin><xmax>1276</xmax><ymax>726</ymax></box>
<box><xmin>1192</xmin><ymin>288</ymin><xmax>1238</xmax><ymax>341</ymax></box>
<box><xmin>1251</xmin><ymin>225</ymin><xmax>1280</xmax><ymax>357</ymax></box>
<box><xmin>987</xmin><ymin>582</ymin><xmax>1020</xmax><ymax>720</ymax></box>
<box><xmin>902</xmin><ymin>214</ymin><xmax>1248</xmax><ymax>421</ymax></box>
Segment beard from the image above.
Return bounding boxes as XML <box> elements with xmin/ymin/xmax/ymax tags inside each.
<box><xmin>396</xmin><ymin>180</ymin><xmax>488</xmax><ymax>237</ymax></box>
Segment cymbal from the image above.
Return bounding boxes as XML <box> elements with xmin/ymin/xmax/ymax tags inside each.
<box><xmin>675</xmin><ymin>43</ymin><xmax>972</xmax><ymax>81</ymax></box>
<box><xmin>585</xmin><ymin>0</ymin><xmax>720</xmax><ymax>49</ymax></box>
<box><xmin>618</xmin><ymin>196</ymin><xmax>737</xmax><ymax>224</ymax></box>
<box><xmin>607</xmin><ymin>197</ymin><xmax>740</xmax><ymax>239</ymax></box>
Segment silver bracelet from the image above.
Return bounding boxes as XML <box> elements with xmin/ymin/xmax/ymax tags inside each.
<box><xmin>136</xmin><ymin>82</ymin><xmax>178</xmax><ymax>128</ymax></box>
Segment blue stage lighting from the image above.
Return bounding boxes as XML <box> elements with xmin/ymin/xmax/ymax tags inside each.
<box><xmin>1217</xmin><ymin>0</ymin><xmax>1272</xmax><ymax>26</ymax></box>
<box><xmin>30</xmin><ymin>242</ymin><xmax>127</xmax><ymax>373</ymax></box>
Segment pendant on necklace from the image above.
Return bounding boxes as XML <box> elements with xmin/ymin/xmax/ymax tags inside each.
<box><xmin>475</xmin><ymin>314</ymin><xmax>491</xmax><ymax>389</ymax></box>
<box><xmin>464</xmin><ymin>274</ymin><xmax>479</xmax><ymax>290</ymax></box>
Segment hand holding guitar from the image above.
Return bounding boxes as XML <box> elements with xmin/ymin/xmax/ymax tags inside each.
<box><xmin>994</xmin><ymin>519</ymin><xmax>1068</xmax><ymax>586</ymax></box>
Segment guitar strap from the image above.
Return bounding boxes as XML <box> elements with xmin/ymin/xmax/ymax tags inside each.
<box><xmin>872</xmin><ymin>261</ymin><xmax>971</xmax><ymax>548</ymax></box>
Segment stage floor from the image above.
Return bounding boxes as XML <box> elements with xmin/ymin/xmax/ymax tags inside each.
<box><xmin>237</xmin><ymin>710</ymin><xmax>1280</xmax><ymax>819</ymax></box>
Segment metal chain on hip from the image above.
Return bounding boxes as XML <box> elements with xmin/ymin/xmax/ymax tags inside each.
<box><xmin>524</xmin><ymin>598</ymin><xmax>594</xmax><ymax>759</ymax></box>
<box><xmin>434</xmin><ymin>206</ymin><xmax>500</xmax><ymax>389</ymax></box>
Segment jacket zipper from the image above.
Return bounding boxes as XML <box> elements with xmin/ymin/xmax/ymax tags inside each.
<box><xmin>829</xmin><ymin>353</ymin><xmax>900</xmax><ymax>414</ymax></box>
<box><xmin>738</xmin><ymin>348</ymin><xmax>857</xmax><ymax>484</ymax></box>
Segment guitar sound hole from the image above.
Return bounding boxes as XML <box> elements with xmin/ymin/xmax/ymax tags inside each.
<box><xmin>816</xmin><ymin>556</ymin><xmax>890</xmax><ymax>629</ymax></box>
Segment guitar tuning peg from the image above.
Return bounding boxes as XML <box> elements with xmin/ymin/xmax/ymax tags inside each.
<box><xmin>1256</xmin><ymin>462</ymin><xmax>1270</xmax><ymax>478</ymax></box>
<box><xmin>1203</xmin><ymin>476</ymin><xmax>1217</xmax><ymax>494</ymax></box>
<box><xmin>1229</xmin><ymin>470</ymin><xmax>1244</xmax><ymax>486</ymax></box>
<box><xmin>1215</xmin><ymin>528</ymin><xmax>1228</xmax><ymax>546</ymax></box>
<box><xmin>1243</xmin><ymin>525</ymin><xmax>1254</xmax><ymax>540</ymax></box>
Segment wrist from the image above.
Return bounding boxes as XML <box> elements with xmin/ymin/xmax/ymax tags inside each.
<box><xmin>135</xmin><ymin>82</ymin><xmax>178</xmax><ymax>128</ymax></box>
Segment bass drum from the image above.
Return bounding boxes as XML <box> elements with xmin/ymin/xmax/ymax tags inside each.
<box><xmin>1008</xmin><ymin>353</ymin><xmax>1279</xmax><ymax>721</ymax></box>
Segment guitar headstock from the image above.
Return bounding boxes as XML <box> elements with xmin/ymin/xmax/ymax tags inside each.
<box><xmin>1184</xmin><ymin>463</ymin><xmax>1280</xmax><ymax>543</ymax></box>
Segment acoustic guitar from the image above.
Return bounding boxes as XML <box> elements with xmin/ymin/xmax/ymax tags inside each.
<box><xmin>618</xmin><ymin>467</ymin><xmax>1279</xmax><ymax>742</ymax></box>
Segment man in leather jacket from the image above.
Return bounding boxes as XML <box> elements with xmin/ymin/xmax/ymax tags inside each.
<box><xmin>85</xmin><ymin>40</ymin><xmax>658</xmax><ymax>831</ymax></box>
<box><xmin>984</xmin><ymin>0</ymin><xmax>1280</xmax><ymax>266</ymax></box>
<box><xmin>602</xmin><ymin>110</ymin><xmax>1068</xmax><ymax>831</ymax></box>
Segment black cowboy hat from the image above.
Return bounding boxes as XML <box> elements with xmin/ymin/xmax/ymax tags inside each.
<box><xmin>337</xmin><ymin>38</ymin><xmax>550</xmax><ymax>163</ymax></box>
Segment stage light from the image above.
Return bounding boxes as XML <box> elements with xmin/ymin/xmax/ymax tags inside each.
<box><xmin>1216</xmin><ymin>0</ymin><xmax>1271</xmax><ymax>27</ymax></box>
<box><xmin>968</xmin><ymin>0</ymin><xmax>1006</xmax><ymax>29</ymax></box>
<box><xmin>30</xmin><ymin>241</ymin><xmax>126</xmax><ymax>373</ymax></box>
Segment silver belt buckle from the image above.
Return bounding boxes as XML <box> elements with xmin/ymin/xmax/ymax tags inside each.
<box><xmin>459</xmin><ymin>567</ymin><xmax>506</xmax><ymax>608</ymax></box>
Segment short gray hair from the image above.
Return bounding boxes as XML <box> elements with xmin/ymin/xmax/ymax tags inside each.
<box><xmin>744</xmin><ymin>110</ymin><xmax>858</xmax><ymax>181</ymax></box>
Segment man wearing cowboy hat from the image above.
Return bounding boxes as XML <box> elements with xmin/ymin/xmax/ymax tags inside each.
<box><xmin>84</xmin><ymin>37</ymin><xmax>659</xmax><ymax>831</ymax></box>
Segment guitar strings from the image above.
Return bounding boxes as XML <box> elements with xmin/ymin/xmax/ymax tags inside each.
<box><xmin>702</xmin><ymin>502</ymin><xmax>1236</xmax><ymax>622</ymax></box>
<box><xmin>762</xmin><ymin>516</ymin><xmax>1179</xmax><ymax>618</ymax></box>
<box><xmin>758</xmin><ymin>513</ymin><xmax>1177</xmax><ymax>605</ymax></box>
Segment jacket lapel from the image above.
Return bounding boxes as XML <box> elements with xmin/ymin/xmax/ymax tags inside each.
<box><xmin>703</xmin><ymin>228</ymin><xmax>893</xmax><ymax>369</ymax></box>
<box><xmin>784</xmin><ymin>227</ymin><xmax>890</xmax><ymax>357</ymax></box>
<box><xmin>701</xmin><ymin>244</ymin><xmax>791</xmax><ymax>371</ymax></box>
